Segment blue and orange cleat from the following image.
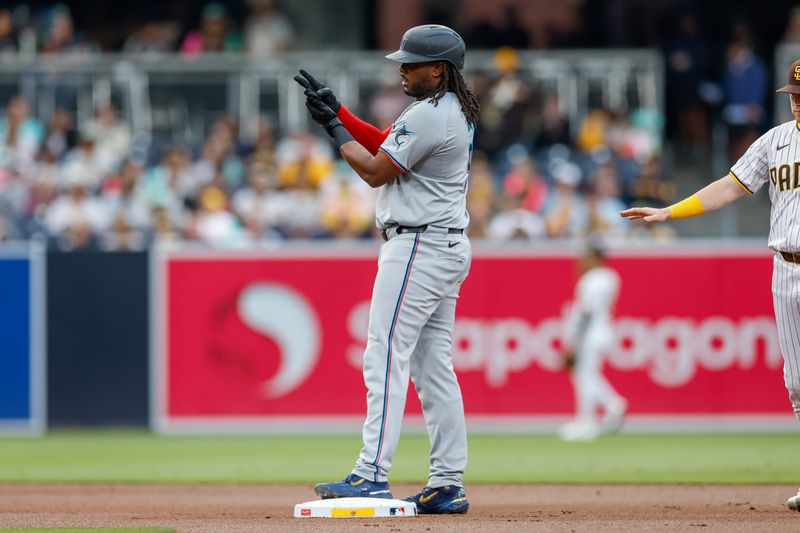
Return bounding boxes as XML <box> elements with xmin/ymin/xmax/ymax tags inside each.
<box><xmin>404</xmin><ymin>485</ymin><xmax>469</xmax><ymax>514</ymax></box>
<box><xmin>314</xmin><ymin>474</ymin><xmax>393</xmax><ymax>500</ymax></box>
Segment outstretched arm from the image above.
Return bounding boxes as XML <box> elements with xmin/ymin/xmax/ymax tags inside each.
<box><xmin>620</xmin><ymin>173</ymin><xmax>749</xmax><ymax>222</ymax></box>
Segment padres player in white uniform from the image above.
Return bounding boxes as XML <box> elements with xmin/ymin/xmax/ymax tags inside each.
<box><xmin>559</xmin><ymin>245</ymin><xmax>627</xmax><ymax>441</ymax></box>
<box><xmin>621</xmin><ymin>58</ymin><xmax>800</xmax><ymax>511</ymax></box>
<box><xmin>294</xmin><ymin>25</ymin><xmax>477</xmax><ymax>514</ymax></box>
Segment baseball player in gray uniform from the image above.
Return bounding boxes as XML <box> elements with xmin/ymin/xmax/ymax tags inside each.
<box><xmin>621</xmin><ymin>59</ymin><xmax>800</xmax><ymax>511</ymax></box>
<box><xmin>294</xmin><ymin>24</ymin><xmax>478</xmax><ymax>514</ymax></box>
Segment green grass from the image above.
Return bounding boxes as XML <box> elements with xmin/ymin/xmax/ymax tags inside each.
<box><xmin>0</xmin><ymin>431</ymin><xmax>798</xmax><ymax>484</ymax></box>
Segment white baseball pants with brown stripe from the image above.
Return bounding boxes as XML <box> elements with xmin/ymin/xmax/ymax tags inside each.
<box><xmin>772</xmin><ymin>254</ymin><xmax>800</xmax><ymax>420</ymax></box>
<box><xmin>351</xmin><ymin>226</ymin><xmax>471</xmax><ymax>487</ymax></box>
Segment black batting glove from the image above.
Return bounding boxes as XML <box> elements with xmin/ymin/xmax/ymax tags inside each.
<box><xmin>305</xmin><ymin>93</ymin><xmax>338</xmax><ymax>132</ymax></box>
<box><xmin>306</xmin><ymin>98</ymin><xmax>353</xmax><ymax>147</ymax></box>
<box><xmin>297</xmin><ymin>77</ymin><xmax>353</xmax><ymax>146</ymax></box>
<box><xmin>293</xmin><ymin>69</ymin><xmax>341</xmax><ymax>113</ymax></box>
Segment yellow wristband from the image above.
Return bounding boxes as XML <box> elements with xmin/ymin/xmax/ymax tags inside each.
<box><xmin>667</xmin><ymin>194</ymin><xmax>704</xmax><ymax>220</ymax></box>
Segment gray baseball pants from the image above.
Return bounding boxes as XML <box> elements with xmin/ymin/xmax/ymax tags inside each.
<box><xmin>351</xmin><ymin>226</ymin><xmax>471</xmax><ymax>487</ymax></box>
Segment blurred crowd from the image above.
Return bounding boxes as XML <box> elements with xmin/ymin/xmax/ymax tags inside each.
<box><xmin>0</xmin><ymin>1</ymin><xmax>294</xmax><ymax>59</ymax></box>
<box><xmin>7</xmin><ymin>1</ymin><xmax>763</xmax><ymax>249</ymax></box>
<box><xmin>0</xmin><ymin>93</ymin><xmax>377</xmax><ymax>249</ymax></box>
<box><xmin>663</xmin><ymin>9</ymin><xmax>800</xmax><ymax>162</ymax></box>
<box><xmin>664</xmin><ymin>14</ymin><xmax>771</xmax><ymax>162</ymax></box>
<box><xmin>454</xmin><ymin>50</ymin><xmax>673</xmax><ymax>242</ymax></box>
<box><xmin>0</xmin><ymin>44</ymin><xmax>675</xmax><ymax>250</ymax></box>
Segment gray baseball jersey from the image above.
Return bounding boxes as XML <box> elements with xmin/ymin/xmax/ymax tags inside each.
<box><xmin>376</xmin><ymin>92</ymin><xmax>472</xmax><ymax>230</ymax></box>
<box><xmin>729</xmin><ymin>119</ymin><xmax>800</xmax><ymax>422</ymax></box>
<box><xmin>349</xmin><ymin>91</ymin><xmax>474</xmax><ymax>488</ymax></box>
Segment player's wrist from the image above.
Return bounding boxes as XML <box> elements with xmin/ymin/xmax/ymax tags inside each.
<box><xmin>326</xmin><ymin>119</ymin><xmax>355</xmax><ymax>147</ymax></box>
<box><xmin>323</xmin><ymin>117</ymin><xmax>342</xmax><ymax>134</ymax></box>
<box><xmin>667</xmin><ymin>194</ymin><xmax>704</xmax><ymax>220</ymax></box>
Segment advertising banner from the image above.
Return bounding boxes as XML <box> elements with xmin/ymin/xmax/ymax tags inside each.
<box><xmin>152</xmin><ymin>243</ymin><xmax>788</xmax><ymax>432</ymax></box>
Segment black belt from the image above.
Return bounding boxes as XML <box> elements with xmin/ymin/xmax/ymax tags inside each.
<box><xmin>381</xmin><ymin>225</ymin><xmax>464</xmax><ymax>241</ymax></box>
<box><xmin>781</xmin><ymin>251</ymin><xmax>800</xmax><ymax>264</ymax></box>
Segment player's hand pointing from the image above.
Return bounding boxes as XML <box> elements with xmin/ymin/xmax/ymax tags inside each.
<box><xmin>305</xmin><ymin>93</ymin><xmax>337</xmax><ymax>124</ymax></box>
<box><xmin>293</xmin><ymin>69</ymin><xmax>341</xmax><ymax>112</ymax></box>
<box><xmin>619</xmin><ymin>207</ymin><xmax>671</xmax><ymax>222</ymax></box>
<box><xmin>305</xmin><ymin>97</ymin><xmax>342</xmax><ymax>138</ymax></box>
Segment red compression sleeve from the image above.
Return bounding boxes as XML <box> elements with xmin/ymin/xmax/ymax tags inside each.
<box><xmin>337</xmin><ymin>105</ymin><xmax>391</xmax><ymax>156</ymax></box>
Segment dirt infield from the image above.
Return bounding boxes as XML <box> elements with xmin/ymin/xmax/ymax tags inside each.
<box><xmin>1</xmin><ymin>483</ymin><xmax>798</xmax><ymax>532</ymax></box>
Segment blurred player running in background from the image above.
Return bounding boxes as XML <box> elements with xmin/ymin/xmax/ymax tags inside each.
<box><xmin>559</xmin><ymin>243</ymin><xmax>627</xmax><ymax>441</ymax></box>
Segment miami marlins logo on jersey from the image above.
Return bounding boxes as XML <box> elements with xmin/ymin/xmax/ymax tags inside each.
<box><xmin>392</xmin><ymin>122</ymin><xmax>414</xmax><ymax>148</ymax></box>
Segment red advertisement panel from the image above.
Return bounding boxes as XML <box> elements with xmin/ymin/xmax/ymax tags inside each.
<box><xmin>153</xmin><ymin>245</ymin><xmax>787</xmax><ymax>430</ymax></box>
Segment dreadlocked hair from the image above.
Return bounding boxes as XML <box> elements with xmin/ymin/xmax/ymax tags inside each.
<box><xmin>428</xmin><ymin>62</ymin><xmax>480</xmax><ymax>127</ymax></box>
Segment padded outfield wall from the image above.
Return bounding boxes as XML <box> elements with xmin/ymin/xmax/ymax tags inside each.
<box><xmin>46</xmin><ymin>251</ymin><xmax>149</xmax><ymax>427</ymax></box>
<box><xmin>0</xmin><ymin>244</ymin><xmax>45</xmax><ymax>435</ymax></box>
<box><xmin>151</xmin><ymin>241</ymin><xmax>792</xmax><ymax>434</ymax></box>
<box><xmin>1</xmin><ymin>242</ymin><xmax>787</xmax><ymax>431</ymax></box>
